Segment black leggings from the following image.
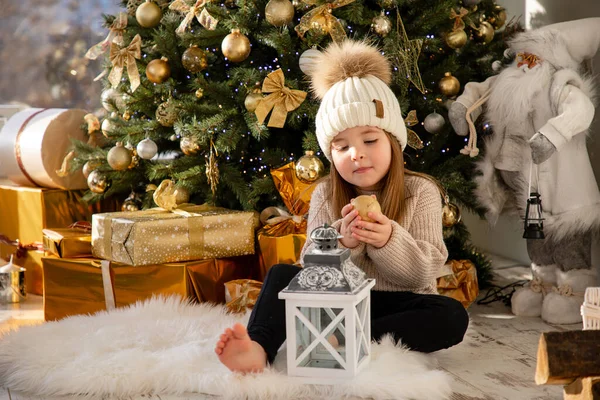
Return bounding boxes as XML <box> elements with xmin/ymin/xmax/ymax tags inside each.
<box><xmin>247</xmin><ymin>264</ymin><xmax>469</xmax><ymax>364</ymax></box>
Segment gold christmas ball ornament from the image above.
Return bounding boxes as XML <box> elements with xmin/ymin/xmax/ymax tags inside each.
<box><xmin>490</xmin><ymin>7</ymin><xmax>507</xmax><ymax>29</ymax></box>
<box><xmin>244</xmin><ymin>92</ymin><xmax>263</xmax><ymax>112</ymax></box>
<box><xmin>128</xmin><ymin>151</ymin><xmax>140</xmax><ymax>169</ymax></box>
<box><xmin>351</xmin><ymin>195</ymin><xmax>382</xmax><ymax>223</ymax></box>
<box><xmin>123</xmin><ymin>111</ymin><xmax>132</xmax><ymax>120</ymax></box>
<box><xmin>101</xmin><ymin>88</ymin><xmax>126</xmax><ymax>112</ymax></box>
<box><xmin>298</xmin><ymin>48</ymin><xmax>321</xmax><ymax>75</ymax></box>
<box><xmin>439</xmin><ymin>72</ymin><xmax>461</xmax><ymax>97</ymax></box>
<box><xmin>121</xmin><ymin>192</ymin><xmax>142</xmax><ymax>211</ymax></box>
<box><xmin>82</xmin><ymin>160</ymin><xmax>102</xmax><ymax>179</ymax></box>
<box><xmin>423</xmin><ymin>112</ymin><xmax>446</xmax><ymax>134</ymax></box>
<box><xmin>107</xmin><ymin>142</ymin><xmax>133</xmax><ymax>171</ymax></box>
<box><xmin>181</xmin><ymin>46</ymin><xmax>208</xmax><ymax>73</ymax></box>
<box><xmin>372</xmin><ymin>13</ymin><xmax>392</xmax><ymax>37</ymax></box>
<box><xmin>136</xmin><ymin>1</ymin><xmax>162</xmax><ymax>28</ymax></box>
<box><xmin>180</xmin><ymin>136</ymin><xmax>200</xmax><ymax>155</ymax></box>
<box><xmin>87</xmin><ymin>170</ymin><xmax>109</xmax><ymax>194</ymax></box>
<box><xmin>442</xmin><ymin>202</ymin><xmax>461</xmax><ymax>228</ymax></box>
<box><xmin>155</xmin><ymin>100</ymin><xmax>179</xmax><ymax>127</ymax></box>
<box><xmin>221</xmin><ymin>29</ymin><xmax>251</xmax><ymax>63</ymax></box>
<box><xmin>379</xmin><ymin>0</ymin><xmax>393</xmax><ymax>8</ymax></box>
<box><xmin>174</xmin><ymin>186</ymin><xmax>190</xmax><ymax>205</ymax></box>
<box><xmin>295</xmin><ymin>150</ymin><xmax>324</xmax><ymax>184</ymax></box>
<box><xmin>137</xmin><ymin>138</ymin><xmax>158</xmax><ymax>159</ymax></box>
<box><xmin>446</xmin><ymin>29</ymin><xmax>467</xmax><ymax>49</ymax></box>
<box><xmin>195</xmin><ymin>88</ymin><xmax>204</xmax><ymax>98</ymax></box>
<box><xmin>146</xmin><ymin>58</ymin><xmax>171</xmax><ymax>84</ymax></box>
<box><xmin>265</xmin><ymin>0</ymin><xmax>295</xmax><ymax>27</ymax></box>
<box><xmin>475</xmin><ymin>21</ymin><xmax>495</xmax><ymax>44</ymax></box>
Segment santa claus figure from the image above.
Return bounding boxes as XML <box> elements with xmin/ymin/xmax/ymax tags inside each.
<box><xmin>449</xmin><ymin>18</ymin><xmax>600</xmax><ymax>324</ymax></box>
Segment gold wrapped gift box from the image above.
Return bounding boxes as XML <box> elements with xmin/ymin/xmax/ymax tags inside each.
<box><xmin>225</xmin><ymin>279</ymin><xmax>263</xmax><ymax>313</ymax></box>
<box><xmin>436</xmin><ymin>259</ymin><xmax>479</xmax><ymax>308</ymax></box>
<box><xmin>92</xmin><ymin>205</ymin><xmax>258</xmax><ymax>266</ymax></box>
<box><xmin>42</xmin><ymin>255</ymin><xmax>259</xmax><ymax>321</ymax></box>
<box><xmin>257</xmin><ymin>162</ymin><xmax>318</xmax><ymax>278</ymax></box>
<box><xmin>42</xmin><ymin>227</ymin><xmax>92</xmax><ymax>258</ymax></box>
<box><xmin>0</xmin><ymin>182</ymin><xmax>118</xmax><ymax>294</ymax></box>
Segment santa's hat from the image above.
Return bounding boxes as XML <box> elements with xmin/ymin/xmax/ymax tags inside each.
<box><xmin>510</xmin><ymin>17</ymin><xmax>600</xmax><ymax>69</ymax></box>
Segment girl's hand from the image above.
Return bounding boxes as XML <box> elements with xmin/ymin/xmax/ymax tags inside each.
<box><xmin>351</xmin><ymin>211</ymin><xmax>392</xmax><ymax>248</ymax></box>
<box><xmin>339</xmin><ymin>202</ymin><xmax>361</xmax><ymax>249</ymax></box>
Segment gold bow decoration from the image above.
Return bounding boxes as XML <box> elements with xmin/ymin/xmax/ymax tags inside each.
<box><xmin>552</xmin><ymin>284</ymin><xmax>585</xmax><ymax>298</ymax></box>
<box><xmin>436</xmin><ymin>259</ymin><xmax>479</xmax><ymax>308</ymax></box>
<box><xmin>404</xmin><ymin>110</ymin><xmax>424</xmax><ymax>150</ymax></box>
<box><xmin>450</xmin><ymin>7</ymin><xmax>469</xmax><ymax>31</ymax></box>
<box><xmin>260</xmin><ymin>206</ymin><xmax>306</xmax><ymax>236</ymax></box>
<box><xmin>152</xmin><ymin>179</ymin><xmax>178</xmax><ymax>211</ymax></box>
<box><xmin>85</xmin><ymin>12</ymin><xmax>128</xmax><ymax>60</ymax></box>
<box><xmin>254</xmin><ymin>69</ymin><xmax>307</xmax><ymax>128</ymax></box>
<box><xmin>517</xmin><ymin>52</ymin><xmax>542</xmax><ymax>69</ymax></box>
<box><xmin>108</xmin><ymin>34</ymin><xmax>142</xmax><ymax>92</ymax></box>
<box><xmin>295</xmin><ymin>0</ymin><xmax>355</xmax><ymax>44</ymax></box>
<box><xmin>225</xmin><ymin>279</ymin><xmax>263</xmax><ymax>313</ymax></box>
<box><xmin>169</xmin><ymin>0</ymin><xmax>218</xmax><ymax>34</ymax></box>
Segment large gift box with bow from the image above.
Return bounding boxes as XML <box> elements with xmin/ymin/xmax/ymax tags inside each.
<box><xmin>42</xmin><ymin>255</ymin><xmax>259</xmax><ymax>321</ymax></box>
<box><xmin>92</xmin><ymin>204</ymin><xmax>258</xmax><ymax>266</ymax></box>
<box><xmin>0</xmin><ymin>182</ymin><xmax>118</xmax><ymax>294</ymax></box>
<box><xmin>257</xmin><ymin>162</ymin><xmax>318</xmax><ymax>279</ymax></box>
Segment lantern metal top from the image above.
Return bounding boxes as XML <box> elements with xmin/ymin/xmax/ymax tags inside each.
<box><xmin>285</xmin><ymin>224</ymin><xmax>367</xmax><ymax>294</ymax></box>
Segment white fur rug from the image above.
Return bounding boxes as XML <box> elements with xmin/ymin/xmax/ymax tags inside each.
<box><xmin>0</xmin><ymin>296</ymin><xmax>452</xmax><ymax>400</ymax></box>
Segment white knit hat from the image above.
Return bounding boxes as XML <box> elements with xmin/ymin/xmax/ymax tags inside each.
<box><xmin>307</xmin><ymin>40</ymin><xmax>407</xmax><ymax>161</ymax></box>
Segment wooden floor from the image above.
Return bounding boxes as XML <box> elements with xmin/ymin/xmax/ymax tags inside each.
<box><xmin>0</xmin><ymin>254</ymin><xmax>579</xmax><ymax>400</ymax></box>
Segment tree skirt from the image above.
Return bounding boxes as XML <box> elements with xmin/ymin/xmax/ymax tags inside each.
<box><xmin>0</xmin><ymin>296</ymin><xmax>452</xmax><ymax>400</ymax></box>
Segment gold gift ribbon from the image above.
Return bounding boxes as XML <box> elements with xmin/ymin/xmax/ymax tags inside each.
<box><xmin>254</xmin><ymin>69</ymin><xmax>307</xmax><ymax>128</ymax></box>
<box><xmin>108</xmin><ymin>34</ymin><xmax>142</xmax><ymax>92</ymax></box>
<box><xmin>99</xmin><ymin>205</ymin><xmax>211</xmax><ymax>265</ymax></box>
<box><xmin>169</xmin><ymin>0</ymin><xmax>218</xmax><ymax>34</ymax></box>
<box><xmin>85</xmin><ymin>12</ymin><xmax>128</xmax><ymax>60</ymax></box>
<box><xmin>295</xmin><ymin>0</ymin><xmax>354</xmax><ymax>43</ymax></box>
<box><xmin>225</xmin><ymin>279</ymin><xmax>262</xmax><ymax>313</ymax></box>
<box><xmin>259</xmin><ymin>206</ymin><xmax>306</xmax><ymax>236</ymax></box>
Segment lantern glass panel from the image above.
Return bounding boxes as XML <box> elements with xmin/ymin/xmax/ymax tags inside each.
<box><xmin>295</xmin><ymin>306</ymin><xmax>346</xmax><ymax>369</ymax></box>
<box><xmin>355</xmin><ymin>297</ymin><xmax>369</xmax><ymax>363</ymax></box>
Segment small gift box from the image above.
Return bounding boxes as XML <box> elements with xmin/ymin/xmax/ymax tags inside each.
<box><xmin>225</xmin><ymin>279</ymin><xmax>263</xmax><ymax>313</ymax></box>
<box><xmin>257</xmin><ymin>162</ymin><xmax>318</xmax><ymax>278</ymax></box>
<box><xmin>43</xmin><ymin>222</ymin><xmax>92</xmax><ymax>258</ymax></box>
<box><xmin>92</xmin><ymin>204</ymin><xmax>258</xmax><ymax>266</ymax></box>
<box><xmin>436</xmin><ymin>259</ymin><xmax>480</xmax><ymax>308</ymax></box>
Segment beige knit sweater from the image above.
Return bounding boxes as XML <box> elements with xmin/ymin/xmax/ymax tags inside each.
<box><xmin>299</xmin><ymin>175</ymin><xmax>448</xmax><ymax>294</ymax></box>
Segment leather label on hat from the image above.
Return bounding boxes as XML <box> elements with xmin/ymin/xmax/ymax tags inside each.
<box><xmin>372</xmin><ymin>99</ymin><xmax>384</xmax><ymax>118</ymax></box>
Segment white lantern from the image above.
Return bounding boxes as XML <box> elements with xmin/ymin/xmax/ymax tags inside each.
<box><xmin>279</xmin><ymin>224</ymin><xmax>375</xmax><ymax>383</ymax></box>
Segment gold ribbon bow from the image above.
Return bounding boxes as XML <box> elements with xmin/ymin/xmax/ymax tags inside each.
<box><xmin>517</xmin><ymin>52</ymin><xmax>542</xmax><ymax>69</ymax></box>
<box><xmin>450</xmin><ymin>7</ymin><xmax>469</xmax><ymax>31</ymax></box>
<box><xmin>295</xmin><ymin>0</ymin><xmax>355</xmax><ymax>44</ymax></box>
<box><xmin>254</xmin><ymin>69</ymin><xmax>307</xmax><ymax>128</ymax></box>
<box><xmin>108</xmin><ymin>34</ymin><xmax>142</xmax><ymax>92</ymax></box>
<box><xmin>169</xmin><ymin>0</ymin><xmax>218</xmax><ymax>34</ymax></box>
<box><xmin>225</xmin><ymin>279</ymin><xmax>263</xmax><ymax>313</ymax></box>
<box><xmin>85</xmin><ymin>13</ymin><xmax>128</xmax><ymax>60</ymax></box>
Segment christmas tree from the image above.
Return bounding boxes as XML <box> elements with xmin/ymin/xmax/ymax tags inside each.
<box><xmin>74</xmin><ymin>0</ymin><xmax>518</xmax><ymax>286</ymax></box>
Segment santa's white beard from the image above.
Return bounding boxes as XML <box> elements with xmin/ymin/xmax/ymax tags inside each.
<box><xmin>486</xmin><ymin>62</ymin><xmax>554</xmax><ymax>137</ymax></box>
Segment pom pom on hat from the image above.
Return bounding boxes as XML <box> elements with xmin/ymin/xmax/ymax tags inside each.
<box><xmin>307</xmin><ymin>40</ymin><xmax>407</xmax><ymax>161</ymax></box>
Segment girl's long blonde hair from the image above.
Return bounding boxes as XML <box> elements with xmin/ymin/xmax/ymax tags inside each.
<box><xmin>327</xmin><ymin>131</ymin><xmax>442</xmax><ymax>222</ymax></box>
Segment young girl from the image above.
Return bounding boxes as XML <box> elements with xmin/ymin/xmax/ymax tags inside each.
<box><xmin>215</xmin><ymin>40</ymin><xmax>469</xmax><ymax>373</ymax></box>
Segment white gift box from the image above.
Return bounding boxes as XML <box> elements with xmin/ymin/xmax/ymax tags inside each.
<box><xmin>0</xmin><ymin>108</ymin><xmax>88</xmax><ymax>189</ymax></box>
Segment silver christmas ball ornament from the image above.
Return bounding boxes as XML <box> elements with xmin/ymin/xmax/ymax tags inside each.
<box><xmin>423</xmin><ymin>112</ymin><xmax>446</xmax><ymax>134</ymax></box>
<box><xmin>136</xmin><ymin>138</ymin><xmax>158</xmax><ymax>160</ymax></box>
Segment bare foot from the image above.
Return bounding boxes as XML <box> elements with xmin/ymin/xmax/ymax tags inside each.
<box><xmin>214</xmin><ymin>323</ymin><xmax>267</xmax><ymax>373</ymax></box>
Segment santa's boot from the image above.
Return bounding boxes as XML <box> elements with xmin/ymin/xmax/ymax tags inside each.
<box><xmin>511</xmin><ymin>264</ymin><xmax>557</xmax><ymax>317</ymax></box>
<box><xmin>541</xmin><ymin>269</ymin><xmax>599</xmax><ymax>325</ymax></box>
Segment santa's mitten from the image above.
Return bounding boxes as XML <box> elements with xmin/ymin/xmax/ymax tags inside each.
<box><xmin>449</xmin><ymin>102</ymin><xmax>469</xmax><ymax>136</ymax></box>
<box><xmin>529</xmin><ymin>132</ymin><xmax>556</xmax><ymax>164</ymax></box>
<box><xmin>542</xmin><ymin>268</ymin><xmax>598</xmax><ymax>325</ymax></box>
<box><xmin>512</xmin><ymin>264</ymin><xmax>557</xmax><ymax>317</ymax></box>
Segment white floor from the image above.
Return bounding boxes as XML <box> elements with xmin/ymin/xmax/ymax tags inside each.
<box><xmin>0</xmin><ymin>254</ymin><xmax>579</xmax><ymax>400</ymax></box>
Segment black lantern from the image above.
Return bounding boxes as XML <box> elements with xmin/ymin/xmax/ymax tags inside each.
<box><xmin>523</xmin><ymin>192</ymin><xmax>545</xmax><ymax>239</ymax></box>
